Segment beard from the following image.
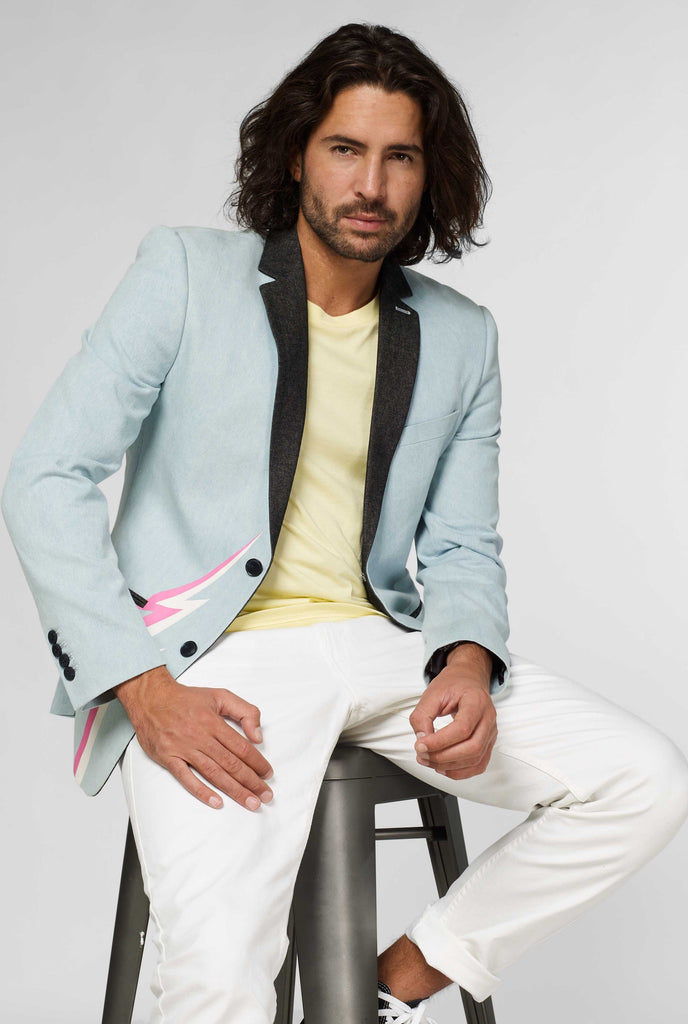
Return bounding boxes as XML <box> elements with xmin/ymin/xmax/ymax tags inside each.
<box><xmin>298</xmin><ymin>173</ymin><xmax>421</xmax><ymax>263</ymax></box>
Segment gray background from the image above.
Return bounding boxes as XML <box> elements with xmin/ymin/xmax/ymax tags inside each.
<box><xmin>1</xmin><ymin>1</ymin><xmax>686</xmax><ymax>1021</ymax></box>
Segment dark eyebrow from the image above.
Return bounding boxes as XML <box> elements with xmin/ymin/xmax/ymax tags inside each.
<box><xmin>320</xmin><ymin>133</ymin><xmax>423</xmax><ymax>155</ymax></box>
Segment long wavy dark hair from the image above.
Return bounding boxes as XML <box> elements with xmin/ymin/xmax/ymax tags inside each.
<box><xmin>223</xmin><ymin>23</ymin><xmax>492</xmax><ymax>265</ymax></box>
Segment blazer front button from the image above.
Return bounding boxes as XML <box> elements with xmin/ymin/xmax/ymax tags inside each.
<box><xmin>48</xmin><ymin>629</ymin><xmax>58</xmax><ymax>645</ymax></box>
<box><xmin>180</xmin><ymin>640</ymin><xmax>197</xmax><ymax>658</ymax></box>
<box><xmin>245</xmin><ymin>558</ymin><xmax>263</xmax><ymax>577</ymax></box>
<box><xmin>59</xmin><ymin>653</ymin><xmax>70</xmax><ymax>668</ymax></box>
<box><xmin>64</xmin><ymin>667</ymin><xmax>75</xmax><ymax>681</ymax></box>
<box><xmin>51</xmin><ymin>643</ymin><xmax>62</xmax><ymax>658</ymax></box>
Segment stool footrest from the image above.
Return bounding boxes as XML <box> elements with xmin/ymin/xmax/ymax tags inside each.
<box><xmin>375</xmin><ymin>825</ymin><xmax>447</xmax><ymax>841</ymax></box>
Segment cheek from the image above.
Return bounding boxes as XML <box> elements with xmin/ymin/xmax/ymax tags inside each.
<box><xmin>327</xmin><ymin>166</ymin><xmax>356</xmax><ymax>193</ymax></box>
<box><xmin>391</xmin><ymin>171</ymin><xmax>425</xmax><ymax>208</ymax></box>
<box><xmin>398</xmin><ymin>185</ymin><xmax>424</xmax><ymax>220</ymax></box>
<box><xmin>307</xmin><ymin>166</ymin><xmax>349</xmax><ymax>201</ymax></box>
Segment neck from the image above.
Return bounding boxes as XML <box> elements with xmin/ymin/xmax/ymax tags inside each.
<box><xmin>295</xmin><ymin>212</ymin><xmax>383</xmax><ymax>316</ymax></box>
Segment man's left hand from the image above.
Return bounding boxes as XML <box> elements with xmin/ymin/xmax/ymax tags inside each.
<box><xmin>409</xmin><ymin>645</ymin><xmax>497</xmax><ymax>780</ymax></box>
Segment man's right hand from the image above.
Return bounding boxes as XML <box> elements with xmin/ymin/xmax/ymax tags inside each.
<box><xmin>114</xmin><ymin>664</ymin><xmax>274</xmax><ymax>811</ymax></box>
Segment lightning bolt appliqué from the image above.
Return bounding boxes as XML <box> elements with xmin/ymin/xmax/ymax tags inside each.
<box><xmin>141</xmin><ymin>533</ymin><xmax>264</xmax><ymax>636</ymax></box>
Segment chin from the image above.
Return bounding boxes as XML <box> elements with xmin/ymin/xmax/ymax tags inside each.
<box><xmin>338</xmin><ymin>234</ymin><xmax>393</xmax><ymax>263</ymax></box>
<box><xmin>340</xmin><ymin>245</ymin><xmax>389</xmax><ymax>264</ymax></box>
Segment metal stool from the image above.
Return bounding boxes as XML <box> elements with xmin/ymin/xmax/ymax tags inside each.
<box><xmin>102</xmin><ymin>744</ymin><xmax>497</xmax><ymax>1024</ymax></box>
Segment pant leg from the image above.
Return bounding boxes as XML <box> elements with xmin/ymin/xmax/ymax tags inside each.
<box><xmin>119</xmin><ymin>623</ymin><xmax>357</xmax><ymax>1024</ymax></box>
<box><xmin>334</xmin><ymin>616</ymin><xmax>688</xmax><ymax>1002</ymax></box>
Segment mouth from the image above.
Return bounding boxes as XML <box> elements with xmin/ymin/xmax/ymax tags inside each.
<box><xmin>343</xmin><ymin>215</ymin><xmax>388</xmax><ymax>232</ymax></box>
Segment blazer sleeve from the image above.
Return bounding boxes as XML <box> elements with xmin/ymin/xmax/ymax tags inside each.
<box><xmin>1</xmin><ymin>225</ymin><xmax>188</xmax><ymax>713</ymax></box>
<box><xmin>416</xmin><ymin>304</ymin><xmax>510</xmax><ymax>696</ymax></box>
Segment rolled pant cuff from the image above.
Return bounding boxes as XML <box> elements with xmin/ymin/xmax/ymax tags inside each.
<box><xmin>405</xmin><ymin>903</ymin><xmax>500</xmax><ymax>1004</ymax></box>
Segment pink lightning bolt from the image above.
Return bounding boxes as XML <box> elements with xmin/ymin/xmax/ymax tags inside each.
<box><xmin>141</xmin><ymin>533</ymin><xmax>263</xmax><ymax>636</ymax></box>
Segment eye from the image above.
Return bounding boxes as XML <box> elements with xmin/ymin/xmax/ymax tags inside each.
<box><xmin>332</xmin><ymin>144</ymin><xmax>355</xmax><ymax>156</ymax></box>
<box><xmin>391</xmin><ymin>152</ymin><xmax>413</xmax><ymax>163</ymax></box>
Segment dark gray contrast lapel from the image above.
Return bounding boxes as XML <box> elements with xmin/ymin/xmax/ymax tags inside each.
<box><xmin>258</xmin><ymin>225</ymin><xmax>420</xmax><ymax>607</ymax></box>
<box><xmin>258</xmin><ymin>227</ymin><xmax>310</xmax><ymax>553</ymax></box>
<box><xmin>359</xmin><ymin>256</ymin><xmax>420</xmax><ymax>589</ymax></box>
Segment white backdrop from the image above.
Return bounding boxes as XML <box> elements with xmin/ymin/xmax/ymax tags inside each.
<box><xmin>1</xmin><ymin>1</ymin><xmax>686</xmax><ymax>1022</ymax></box>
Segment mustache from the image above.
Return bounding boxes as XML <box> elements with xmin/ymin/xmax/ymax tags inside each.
<box><xmin>337</xmin><ymin>203</ymin><xmax>396</xmax><ymax>222</ymax></box>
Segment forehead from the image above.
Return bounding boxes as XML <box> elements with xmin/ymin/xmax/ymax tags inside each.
<box><xmin>310</xmin><ymin>84</ymin><xmax>424</xmax><ymax>144</ymax></box>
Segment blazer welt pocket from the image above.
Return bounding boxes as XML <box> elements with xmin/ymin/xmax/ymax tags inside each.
<box><xmin>397</xmin><ymin>407</ymin><xmax>461</xmax><ymax>447</ymax></box>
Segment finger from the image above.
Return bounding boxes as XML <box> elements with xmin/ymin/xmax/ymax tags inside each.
<box><xmin>166</xmin><ymin>757</ymin><xmax>227</xmax><ymax>809</ymax></box>
<box><xmin>418</xmin><ymin>711</ymin><xmax>494</xmax><ymax>768</ymax></box>
<box><xmin>433</xmin><ymin>723</ymin><xmax>498</xmax><ymax>775</ymax></box>
<box><xmin>214</xmin><ymin>718</ymin><xmax>274</xmax><ymax>779</ymax></box>
<box><xmin>434</xmin><ymin>711</ymin><xmax>489</xmax><ymax>758</ymax></box>
<box><xmin>213</xmin><ymin>689</ymin><xmax>264</xmax><ymax>745</ymax></box>
<box><xmin>439</xmin><ymin>763</ymin><xmax>488</xmax><ymax>781</ymax></box>
<box><xmin>417</xmin><ymin>703</ymin><xmax>483</xmax><ymax>758</ymax></box>
<box><xmin>204</xmin><ymin>735</ymin><xmax>274</xmax><ymax>801</ymax></box>
<box><xmin>442</xmin><ymin>732</ymin><xmax>497</xmax><ymax>779</ymax></box>
<box><xmin>184</xmin><ymin>750</ymin><xmax>270</xmax><ymax>811</ymax></box>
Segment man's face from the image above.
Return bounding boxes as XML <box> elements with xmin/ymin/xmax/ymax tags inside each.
<box><xmin>291</xmin><ymin>84</ymin><xmax>427</xmax><ymax>264</ymax></box>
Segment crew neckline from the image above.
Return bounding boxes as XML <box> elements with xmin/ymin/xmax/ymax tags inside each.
<box><xmin>307</xmin><ymin>292</ymin><xmax>380</xmax><ymax>329</ymax></box>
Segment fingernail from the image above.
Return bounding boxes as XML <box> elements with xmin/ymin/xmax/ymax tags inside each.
<box><xmin>415</xmin><ymin>732</ymin><xmax>426</xmax><ymax>739</ymax></box>
<box><xmin>264</xmin><ymin>768</ymin><xmax>274</xmax><ymax>781</ymax></box>
<box><xmin>416</xmin><ymin>743</ymin><xmax>428</xmax><ymax>753</ymax></box>
<box><xmin>209</xmin><ymin>795</ymin><xmax>223</xmax><ymax>809</ymax></box>
<box><xmin>255</xmin><ymin>727</ymin><xmax>263</xmax><ymax>743</ymax></box>
<box><xmin>246</xmin><ymin>795</ymin><xmax>261</xmax><ymax>810</ymax></box>
<box><xmin>260</xmin><ymin>790</ymin><xmax>273</xmax><ymax>803</ymax></box>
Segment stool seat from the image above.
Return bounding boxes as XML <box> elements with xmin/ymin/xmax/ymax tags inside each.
<box><xmin>323</xmin><ymin>743</ymin><xmax>450</xmax><ymax>799</ymax></box>
<box><xmin>102</xmin><ymin>743</ymin><xmax>497</xmax><ymax>1024</ymax></box>
<box><xmin>325</xmin><ymin>743</ymin><xmax>407</xmax><ymax>777</ymax></box>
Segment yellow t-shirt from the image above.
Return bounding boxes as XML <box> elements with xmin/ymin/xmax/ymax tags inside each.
<box><xmin>225</xmin><ymin>292</ymin><xmax>389</xmax><ymax>633</ymax></box>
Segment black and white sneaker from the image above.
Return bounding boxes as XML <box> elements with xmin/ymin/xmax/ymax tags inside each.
<box><xmin>297</xmin><ymin>980</ymin><xmax>436</xmax><ymax>1024</ymax></box>
<box><xmin>377</xmin><ymin>981</ymin><xmax>437</xmax><ymax>1024</ymax></box>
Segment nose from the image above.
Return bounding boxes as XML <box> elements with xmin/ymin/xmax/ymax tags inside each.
<box><xmin>353</xmin><ymin>155</ymin><xmax>386</xmax><ymax>203</ymax></box>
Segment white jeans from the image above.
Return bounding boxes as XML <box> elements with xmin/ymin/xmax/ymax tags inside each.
<box><xmin>120</xmin><ymin>615</ymin><xmax>688</xmax><ymax>1022</ymax></box>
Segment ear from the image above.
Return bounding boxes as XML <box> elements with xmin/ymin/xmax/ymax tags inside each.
<box><xmin>289</xmin><ymin>148</ymin><xmax>302</xmax><ymax>183</ymax></box>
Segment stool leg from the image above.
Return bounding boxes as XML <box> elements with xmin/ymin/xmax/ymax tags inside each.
<box><xmin>417</xmin><ymin>795</ymin><xmax>497</xmax><ymax>1024</ymax></box>
<box><xmin>101</xmin><ymin>821</ymin><xmax>150</xmax><ymax>1024</ymax></box>
<box><xmin>418</xmin><ymin>792</ymin><xmax>470</xmax><ymax>888</ymax></box>
<box><xmin>293</xmin><ymin>777</ymin><xmax>379</xmax><ymax>1024</ymax></box>
<box><xmin>273</xmin><ymin>904</ymin><xmax>297</xmax><ymax>1024</ymax></box>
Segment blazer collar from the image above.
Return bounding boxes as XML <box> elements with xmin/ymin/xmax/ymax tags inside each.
<box><xmin>258</xmin><ymin>224</ymin><xmax>420</xmax><ymax>596</ymax></box>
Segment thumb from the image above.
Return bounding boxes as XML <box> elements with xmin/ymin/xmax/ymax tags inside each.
<box><xmin>410</xmin><ymin>691</ymin><xmax>440</xmax><ymax>743</ymax></box>
<box><xmin>214</xmin><ymin>689</ymin><xmax>263</xmax><ymax>743</ymax></box>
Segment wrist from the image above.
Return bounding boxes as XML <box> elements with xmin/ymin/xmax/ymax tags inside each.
<box><xmin>444</xmin><ymin>642</ymin><xmax>492</xmax><ymax>689</ymax></box>
<box><xmin>114</xmin><ymin>663</ymin><xmax>170</xmax><ymax>712</ymax></box>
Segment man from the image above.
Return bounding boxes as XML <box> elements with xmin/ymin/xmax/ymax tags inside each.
<box><xmin>3</xmin><ymin>22</ymin><xmax>688</xmax><ymax>1024</ymax></box>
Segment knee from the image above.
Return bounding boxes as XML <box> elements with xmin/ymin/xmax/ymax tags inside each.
<box><xmin>623</xmin><ymin>728</ymin><xmax>688</xmax><ymax>852</ymax></box>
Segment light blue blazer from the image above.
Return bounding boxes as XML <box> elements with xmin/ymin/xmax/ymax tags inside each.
<box><xmin>2</xmin><ymin>223</ymin><xmax>510</xmax><ymax>795</ymax></box>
